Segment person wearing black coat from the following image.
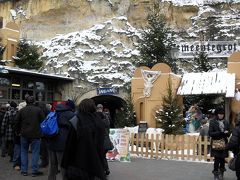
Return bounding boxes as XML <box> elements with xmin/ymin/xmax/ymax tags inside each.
<box><xmin>96</xmin><ymin>104</ymin><xmax>113</xmax><ymax>176</ymax></box>
<box><xmin>61</xmin><ymin>98</ymin><xmax>106</xmax><ymax>180</ymax></box>
<box><xmin>13</xmin><ymin>96</ymin><xmax>45</xmax><ymax>176</ymax></box>
<box><xmin>209</xmin><ymin>107</ymin><xmax>230</xmax><ymax>180</ymax></box>
<box><xmin>47</xmin><ymin>101</ymin><xmax>75</xmax><ymax>180</ymax></box>
<box><xmin>0</xmin><ymin>104</ymin><xmax>7</xmax><ymax>157</ymax></box>
<box><xmin>226</xmin><ymin>113</ymin><xmax>240</xmax><ymax>180</ymax></box>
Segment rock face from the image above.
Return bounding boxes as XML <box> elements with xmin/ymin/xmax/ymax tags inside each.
<box><xmin>0</xmin><ymin>0</ymin><xmax>199</xmax><ymax>40</ymax></box>
<box><xmin>37</xmin><ymin>16</ymin><xmax>139</xmax><ymax>96</ymax></box>
<box><xmin>0</xmin><ymin>0</ymin><xmax>239</xmax><ymax>100</ymax></box>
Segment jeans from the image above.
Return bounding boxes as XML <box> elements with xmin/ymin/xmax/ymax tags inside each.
<box><xmin>20</xmin><ymin>137</ymin><xmax>41</xmax><ymax>173</ymax></box>
<box><xmin>48</xmin><ymin>150</ymin><xmax>66</xmax><ymax>180</ymax></box>
<box><xmin>13</xmin><ymin>143</ymin><xmax>21</xmax><ymax>167</ymax></box>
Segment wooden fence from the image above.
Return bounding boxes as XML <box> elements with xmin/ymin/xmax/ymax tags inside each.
<box><xmin>129</xmin><ymin>133</ymin><xmax>214</xmax><ymax>162</ymax></box>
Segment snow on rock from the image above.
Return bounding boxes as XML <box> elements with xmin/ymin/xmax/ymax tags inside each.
<box><xmin>10</xmin><ymin>7</ymin><xmax>27</xmax><ymax>20</ymax></box>
<box><xmin>37</xmin><ymin>16</ymin><xmax>140</xmax><ymax>89</ymax></box>
<box><xmin>162</xmin><ymin>0</ymin><xmax>240</xmax><ymax>6</ymax></box>
<box><xmin>36</xmin><ymin>2</ymin><xmax>240</xmax><ymax>92</ymax></box>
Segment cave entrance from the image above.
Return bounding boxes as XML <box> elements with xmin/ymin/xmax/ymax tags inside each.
<box><xmin>91</xmin><ymin>95</ymin><xmax>126</xmax><ymax>128</ymax></box>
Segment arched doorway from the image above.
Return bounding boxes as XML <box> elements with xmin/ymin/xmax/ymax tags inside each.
<box><xmin>91</xmin><ymin>95</ymin><xmax>126</xmax><ymax>128</ymax></box>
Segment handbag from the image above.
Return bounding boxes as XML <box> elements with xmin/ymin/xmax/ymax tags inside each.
<box><xmin>228</xmin><ymin>157</ymin><xmax>236</xmax><ymax>171</ymax></box>
<box><xmin>212</xmin><ymin>139</ymin><xmax>225</xmax><ymax>150</ymax></box>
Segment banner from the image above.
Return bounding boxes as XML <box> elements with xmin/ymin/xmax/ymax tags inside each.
<box><xmin>106</xmin><ymin>129</ymin><xmax>130</xmax><ymax>162</ymax></box>
<box><xmin>177</xmin><ymin>41</ymin><xmax>239</xmax><ymax>58</ymax></box>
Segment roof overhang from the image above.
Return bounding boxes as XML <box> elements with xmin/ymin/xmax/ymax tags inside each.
<box><xmin>1</xmin><ymin>66</ymin><xmax>74</xmax><ymax>81</ymax></box>
<box><xmin>177</xmin><ymin>71</ymin><xmax>235</xmax><ymax>97</ymax></box>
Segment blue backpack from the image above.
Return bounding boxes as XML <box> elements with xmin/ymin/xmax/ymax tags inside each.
<box><xmin>40</xmin><ymin>112</ymin><xmax>59</xmax><ymax>137</ymax></box>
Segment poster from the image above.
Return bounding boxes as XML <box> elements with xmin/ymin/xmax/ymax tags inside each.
<box><xmin>106</xmin><ymin>128</ymin><xmax>130</xmax><ymax>162</ymax></box>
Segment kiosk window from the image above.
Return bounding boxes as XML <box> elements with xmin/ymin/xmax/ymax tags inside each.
<box><xmin>47</xmin><ymin>92</ymin><xmax>53</xmax><ymax>102</ymax></box>
<box><xmin>12</xmin><ymin>78</ymin><xmax>21</xmax><ymax>88</ymax></box>
<box><xmin>22</xmin><ymin>90</ymin><xmax>33</xmax><ymax>100</ymax></box>
<box><xmin>36</xmin><ymin>91</ymin><xmax>45</xmax><ymax>101</ymax></box>
<box><xmin>12</xmin><ymin>89</ymin><xmax>20</xmax><ymax>100</ymax></box>
<box><xmin>36</xmin><ymin>82</ymin><xmax>45</xmax><ymax>91</ymax></box>
<box><xmin>0</xmin><ymin>78</ymin><xmax>10</xmax><ymax>87</ymax></box>
<box><xmin>23</xmin><ymin>81</ymin><xmax>34</xmax><ymax>89</ymax></box>
<box><xmin>0</xmin><ymin>87</ymin><xmax>8</xmax><ymax>99</ymax></box>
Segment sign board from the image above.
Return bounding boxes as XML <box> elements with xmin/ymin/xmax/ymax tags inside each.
<box><xmin>177</xmin><ymin>41</ymin><xmax>239</xmax><ymax>58</ymax></box>
<box><xmin>97</xmin><ymin>87</ymin><xmax>119</xmax><ymax>95</ymax></box>
<box><xmin>138</xmin><ymin>121</ymin><xmax>148</xmax><ymax>133</ymax></box>
<box><xmin>106</xmin><ymin>129</ymin><xmax>130</xmax><ymax>162</ymax></box>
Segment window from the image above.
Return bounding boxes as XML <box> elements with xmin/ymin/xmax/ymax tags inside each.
<box><xmin>0</xmin><ymin>87</ymin><xmax>8</xmax><ymax>99</ymax></box>
<box><xmin>47</xmin><ymin>92</ymin><xmax>53</xmax><ymax>102</ymax></box>
<box><xmin>22</xmin><ymin>90</ymin><xmax>33</xmax><ymax>100</ymax></box>
<box><xmin>36</xmin><ymin>82</ymin><xmax>45</xmax><ymax>91</ymax></box>
<box><xmin>36</xmin><ymin>91</ymin><xmax>45</xmax><ymax>101</ymax></box>
<box><xmin>23</xmin><ymin>81</ymin><xmax>34</xmax><ymax>89</ymax></box>
<box><xmin>12</xmin><ymin>78</ymin><xmax>21</xmax><ymax>88</ymax></box>
<box><xmin>0</xmin><ymin>78</ymin><xmax>10</xmax><ymax>87</ymax></box>
<box><xmin>12</xmin><ymin>89</ymin><xmax>20</xmax><ymax>100</ymax></box>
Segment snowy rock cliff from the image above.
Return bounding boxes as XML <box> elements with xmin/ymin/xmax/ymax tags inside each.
<box><xmin>37</xmin><ymin>16</ymin><xmax>140</xmax><ymax>94</ymax></box>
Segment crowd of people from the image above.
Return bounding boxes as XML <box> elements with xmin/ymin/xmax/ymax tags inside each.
<box><xmin>1</xmin><ymin>96</ymin><xmax>240</xmax><ymax>180</ymax></box>
<box><xmin>187</xmin><ymin>104</ymin><xmax>240</xmax><ymax>180</ymax></box>
<box><xmin>0</xmin><ymin>96</ymin><xmax>113</xmax><ymax>180</ymax></box>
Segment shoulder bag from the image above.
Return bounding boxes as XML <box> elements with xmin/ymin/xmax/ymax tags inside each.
<box><xmin>228</xmin><ymin>156</ymin><xmax>236</xmax><ymax>171</ymax></box>
<box><xmin>212</xmin><ymin>138</ymin><xmax>225</xmax><ymax>150</ymax></box>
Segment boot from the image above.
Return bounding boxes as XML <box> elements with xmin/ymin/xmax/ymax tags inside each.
<box><xmin>213</xmin><ymin>171</ymin><xmax>219</xmax><ymax>180</ymax></box>
<box><xmin>219</xmin><ymin>168</ymin><xmax>225</xmax><ymax>180</ymax></box>
<box><xmin>218</xmin><ymin>171</ymin><xmax>223</xmax><ymax>180</ymax></box>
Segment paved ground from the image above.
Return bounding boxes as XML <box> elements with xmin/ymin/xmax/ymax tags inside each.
<box><xmin>0</xmin><ymin>154</ymin><xmax>237</xmax><ymax>180</ymax></box>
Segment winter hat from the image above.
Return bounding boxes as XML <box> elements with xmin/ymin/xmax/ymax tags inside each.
<box><xmin>215</xmin><ymin>107</ymin><xmax>224</xmax><ymax>115</ymax></box>
<box><xmin>97</xmin><ymin>104</ymin><xmax>103</xmax><ymax>109</ymax></box>
<box><xmin>10</xmin><ymin>101</ymin><xmax>17</xmax><ymax>108</ymax></box>
<box><xmin>66</xmin><ymin>99</ymin><xmax>75</xmax><ymax>110</ymax></box>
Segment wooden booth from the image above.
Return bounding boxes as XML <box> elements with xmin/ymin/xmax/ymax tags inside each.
<box><xmin>131</xmin><ymin>63</ymin><xmax>182</xmax><ymax>128</ymax></box>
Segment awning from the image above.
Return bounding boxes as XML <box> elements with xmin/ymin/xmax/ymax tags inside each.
<box><xmin>177</xmin><ymin>71</ymin><xmax>235</xmax><ymax>97</ymax></box>
<box><xmin>2</xmin><ymin>66</ymin><xmax>74</xmax><ymax>81</ymax></box>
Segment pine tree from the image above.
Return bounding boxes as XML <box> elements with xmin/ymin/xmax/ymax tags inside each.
<box><xmin>155</xmin><ymin>78</ymin><xmax>185</xmax><ymax>135</ymax></box>
<box><xmin>136</xmin><ymin>3</ymin><xmax>173</xmax><ymax>68</ymax></box>
<box><xmin>13</xmin><ymin>39</ymin><xmax>43</xmax><ymax>70</ymax></box>
<box><xmin>193</xmin><ymin>51</ymin><xmax>212</xmax><ymax>72</ymax></box>
<box><xmin>115</xmin><ymin>93</ymin><xmax>136</xmax><ymax>128</ymax></box>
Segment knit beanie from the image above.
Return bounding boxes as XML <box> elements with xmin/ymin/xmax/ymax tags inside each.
<box><xmin>66</xmin><ymin>99</ymin><xmax>75</xmax><ymax>110</ymax></box>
